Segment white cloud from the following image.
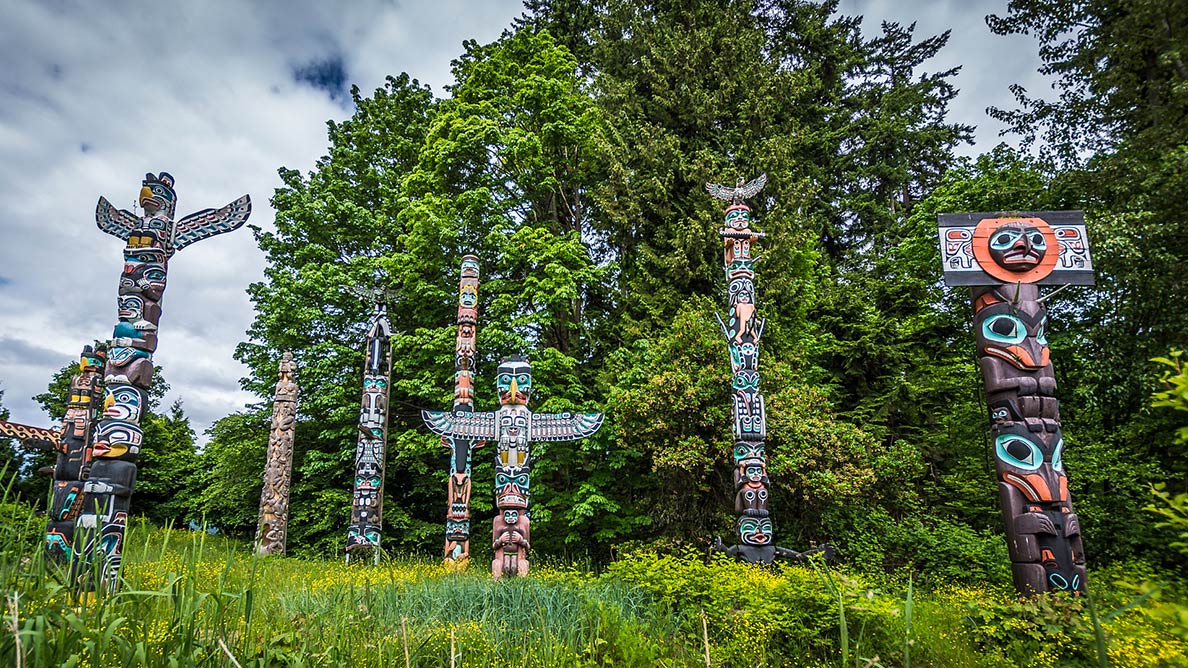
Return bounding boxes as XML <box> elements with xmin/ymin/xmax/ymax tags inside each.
<box><xmin>0</xmin><ymin>0</ymin><xmax>523</xmax><ymax>443</ymax></box>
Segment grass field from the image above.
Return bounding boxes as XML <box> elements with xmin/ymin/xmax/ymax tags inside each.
<box><xmin>1</xmin><ymin>500</ymin><xmax>1186</xmax><ymax>667</ymax></box>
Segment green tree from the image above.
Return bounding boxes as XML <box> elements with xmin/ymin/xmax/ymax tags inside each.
<box><xmin>195</xmin><ymin>410</ymin><xmax>271</xmax><ymax>536</ymax></box>
<box><xmin>237</xmin><ymin>30</ymin><xmax>624</xmax><ymax>557</ymax></box>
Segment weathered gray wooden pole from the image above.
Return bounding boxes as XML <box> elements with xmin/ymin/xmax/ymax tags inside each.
<box><xmin>256</xmin><ymin>351</ymin><xmax>298</xmax><ymax>555</ymax></box>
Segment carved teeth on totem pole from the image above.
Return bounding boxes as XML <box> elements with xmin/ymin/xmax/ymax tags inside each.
<box><xmin>421</xmin><ymin>262</ymin><xmax>605</xmax><ymax>579</ymax></box>
<box><xmin>705</xmin><ymin>174</ymin><xmax>831</xmax><ymax>565</ymax></box>
<box><xmin>256</xmin><ymin>352</ymin><xmax>298</xmax><ymax>556</ymax></box>
<box><xmin>345</xmin><ymin>287</ymin><xmax>396</xmax><ymax>563</ymax></box>
<box><xmin>937</xmin><ymin>211</ymin><xmax>1094</xmax><ymax>596</ymax></box>
<box><xmin>80</xmin><ymin>171</ymin><xmax>250</xmax><ymax>591</ymax></box>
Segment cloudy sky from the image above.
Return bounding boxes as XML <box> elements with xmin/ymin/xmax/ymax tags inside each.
<box><xmin>0</xmin><ymin>0</ymin><xmax>1048</xmax><ymax>444</ymax></box>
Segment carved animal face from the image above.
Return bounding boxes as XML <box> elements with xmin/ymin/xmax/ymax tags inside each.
<box><xmin>495</xmin><ymin>470</ymin><xmax>529</xmax><ymax>509</ymax></box>
<box><xmin>995</xmin><ymin>424</ymin><xmax>1067</xmax><ymax>505</ymax></box>
<box><xmin>976</xmin><ymin>303</ymin><xmax>1050</xmax><ymax>371</ymax></box>
<box><xmin>139</xmin><ymin>172</ymin><xmax>176</xmax><ymax>218</ymax></box>
<box><xmin>496</xmin><ymin>357</ymin><xmax>532</xmax><ymax>406</ymax></box>
<box><xmin>103</xmin><ymin>384</ymin><xmax>146</xmax><ymax>422</ymax></box>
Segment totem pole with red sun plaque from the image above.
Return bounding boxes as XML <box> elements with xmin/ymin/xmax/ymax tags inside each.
<box><xmin>939</xmin><ymin>210</ymin><xmax>1095</xmax><ymax>595</ymax></box>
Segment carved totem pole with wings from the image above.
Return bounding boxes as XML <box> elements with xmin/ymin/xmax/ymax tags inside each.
<box><xmin>422</xmin><ymin>346</ymin><xmax>603</xmax><ymax>577</ymax></box>
<box><xmin>938</xmin><ymin>211</ymin><xmax>1095</xmax><ymax>595</ymax></box>
<box><xmin>345</xmin><ymin>287</ymin><xmax>396</xmax><ymax>562</ymax></box>
<box><xmin>88</xmin><ymin>172</ymin><xmax>250</xmax><ymax>588</ymax></box>
<box><xmin>706</xmin><ymin>174</ymin><xmax>831</xmax><ymax>564</ymax></box>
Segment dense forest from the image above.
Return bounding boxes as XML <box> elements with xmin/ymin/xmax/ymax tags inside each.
<box><xmin>4</xmin><ymin>0</ymin><xmax>1186</xmax><ymax>580</ymax></box>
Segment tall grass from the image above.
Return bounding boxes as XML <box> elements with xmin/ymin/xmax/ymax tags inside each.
<box><xmin>1</xmin><ymin>488</ymin><xmax>1187</xmax><ymax>667</ymax></box>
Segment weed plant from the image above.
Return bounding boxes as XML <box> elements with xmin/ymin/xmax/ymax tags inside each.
<box><xmin>1</xmin><ymin>491</ymin><xmax>1186</xmax><ymax>667</ymax></box>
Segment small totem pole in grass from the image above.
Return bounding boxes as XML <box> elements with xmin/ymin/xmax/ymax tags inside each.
<box><xmin>345</xmin><ymin>287</ymin><xmax>396</xmax><ymax>562</ymax></box>
<box><xmin>256</xmin><ymin>352</ymin><xmax>298</xmax><ymax>556</ymax></box>
<box><xmin>423</xmin><ymin>355</ymin><xmax>604</xmax><ymax>579</ymax></box>
<box><xmin>88</xmin><ymin>172</ymin><xmax>250</xmax><ymax>589</ymax></box>
<box><xmin>442</xmin><ymin>256</ymin><xmax>484</xmax><ymax>568</ymax></box>
<box><xmin>938</xmin><ymin>210</ymin><xmax>1095</xmax><ymax>595</ymax></box>
<box><xmin>706</xmin><ymin>174</ymin><xmax>829</xmax><ymax>564</ymax></box>
<box><xmin>0</xmin><ymin>343</ymin><xmax>108</xmax><ymax>562</ymax></box>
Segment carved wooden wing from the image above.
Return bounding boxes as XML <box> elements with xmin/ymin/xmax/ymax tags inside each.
<box><xmin>173</xmin><ymin>194</ymin><xmax>252</xmax><ymax>252</ymax></box>
<box><xmin>704</xmin><ymin>181</ymin><xmax>737</xmax><ymax>202</ymax></box>
<box><xmin>737</xmin><ymin>173</ymin><xmax>767</xmax><ymax>200</ymax></box>
<box><xmin>421</xmin><ymin>410</ymin><xmax>497</xmax><ymax>440</ymax></box>
<box><xmin>0</xmin><ymin>420</ymin><xmax>59</xmax><ymax>450</ymax></box>
<box><xmin>530</xmin><ymin>412</ymin><xmax>604</xmax><ymax>442</ymax></box>
<box><xmin>95</xmin><ymin>196</ymin><xmax>140</xmax><ymax>241</ymax></box>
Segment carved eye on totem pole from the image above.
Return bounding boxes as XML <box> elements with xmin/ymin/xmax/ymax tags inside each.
<box><xmin>994</xmin><ymin>424</ymin><xmax>1067</xmax><ymax>504</ymax></box>
<box><xmin>736</xmin><ymin>486</ymin><xmax>769</xmax><ymax>512</ymax></box>
<box><xmin>496</xmin><ymin>357</ymin><xmax>532</xmax><ymax>406</ymax></box>
<box><xmin>975</xmin><ymin>304</ymin><xmax>1050</xmax><ymax>371</ymax></box>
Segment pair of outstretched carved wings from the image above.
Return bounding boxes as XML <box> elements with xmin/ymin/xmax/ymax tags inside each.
<box><xmin>95</xmin><ymin>194</ymin><xmax>252</xmax><ymax>254</ymax></box>
<box><xmin>421</xmin><ymin>410</ymin><xmax>604</xmax><ymax>442</ymax></box>
<box><xmin>705</xmin><ymin>173</ymin><xmax>767</xmax><ymax>205</ymax></box>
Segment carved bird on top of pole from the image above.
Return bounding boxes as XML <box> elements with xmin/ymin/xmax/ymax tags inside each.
<box><xmin>705</xmin><ymin>173</ymin><xmax>767</xmax><ymax>205</ymax></box>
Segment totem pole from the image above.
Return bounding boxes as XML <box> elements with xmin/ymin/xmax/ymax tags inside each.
<box><xmin>441</xmin><ymin>256</ymin><xmax>483</xmax><ymax>567</ymax></box>
<box><xmin>89</xmin><ymin>171</ymin><xmax>250</xmax><ymax>588</ymax></box>
<box><xmin>423</xmin><ymin>355</ymin><xmax>604</xmax><ymax>579</ymax></box>
<box><xmin>345</xmin><ymin>287</ymin><xmax>396</xmax><ymax>562</ymax></box>
<box><xmin>0</xmin><ymin>343</ymin><xmax>107</xmax><ymax>561</ymax></box>
<box><xmin>938</xmin><ymin>210</ymin><xmax>1094</xmax><ymax>594</ymax></box>
<box><xmin>706</xmin><ymin>175</ymin><xmax>829</xmax><ymax>565</ymax></box>
<box><xmin>256</xmin><ymin>352</ymin><xmax>298</xmax><ymax>556</ymax></box>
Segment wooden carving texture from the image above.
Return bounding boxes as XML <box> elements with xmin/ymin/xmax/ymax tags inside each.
<box><xmin>86</xmin><ymin>171</ymin><xmax>249</xmax><ymax>590</ymax></box>
<box><xmin>256</xmin><ymin>352</ymin><xmax>298</xmax><ymax>555</ymax></box>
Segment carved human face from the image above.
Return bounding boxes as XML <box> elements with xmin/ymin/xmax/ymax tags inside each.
<box><xmin>738</xmin><ymin>515</ymin><xmax>772</xmax><ymax>546</ymax></box>
<box><xmin>988</xmin><ymin>222</ymin><xmax>1047</xmax><ymax>272</ymax></box>
<box><xmin>724</xmin><ymin>206</ymin><xmax>752</xmax><ymax>230</ymax></box>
